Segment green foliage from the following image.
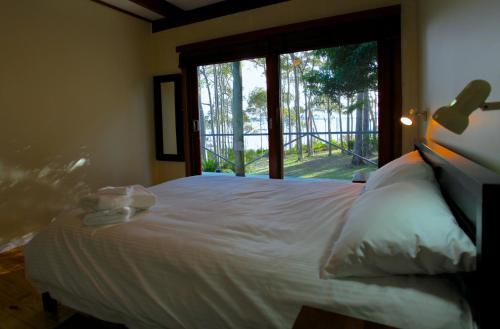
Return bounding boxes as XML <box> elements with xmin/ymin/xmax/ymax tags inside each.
<box><xmin>202</xmin><ymin>158</ymin><xmax>218</xmax><ymax>172</ymax></box>
<box><xmin>245</xmin><ymin>148</ymin><xmax>267</xmax><ymax>162</ymax></box>
<box><xmin>303</xmin><ymin>42</ymin><xmax>377</xmax><ymax>100</ymax></box>
<box><xmin>247</xmin><ymin>88</ymin><xmax>267</xmax><ymax>110</ymax></box>
<box><xmin>312</xmin><ymin>140</ymin><xmax>327</xmax><ymax>152</ymax></box>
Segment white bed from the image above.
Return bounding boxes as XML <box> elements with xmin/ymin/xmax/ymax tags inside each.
<box><xmin>24</xmin><ymin>175</ymin><xmax>473</xmax><ymax>329</ymax></box>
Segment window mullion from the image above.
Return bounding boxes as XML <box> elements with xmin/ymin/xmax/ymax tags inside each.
<box><xmin>266</xmin><ymin>54</ymin><xmax>283</xmax><ymax>179</ymax></box>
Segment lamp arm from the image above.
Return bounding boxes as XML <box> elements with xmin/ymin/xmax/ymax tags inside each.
<box><xmin>416</xmin><ymin>111</ymin><xmax>428</xmax><ymax>121</ymax></box>
<box><xmin>481</xmin><ymin>101</ymin><xmax>500</xmax><ymax>111</ymax></box>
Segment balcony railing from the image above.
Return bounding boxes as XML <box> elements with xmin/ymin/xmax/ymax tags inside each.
<box><xmin>201</xmin><ymin>131</ymin><xmax>378</xmax><ymax>167</ymax></box>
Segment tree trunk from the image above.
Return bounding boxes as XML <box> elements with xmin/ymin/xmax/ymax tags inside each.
<box><xmin>308</xmin><ymin>106</ymin><xmax>315</xmax><ymax>156</ymax></box>
<box><xmin>231</xmin><ymin>61</ymin><xmax>245</xmax><ymax>176</ymax></box>
<box><xmin>352</xmin><ymin>93</ymin><xmax>364</xmax><ymax>166</ymax></box>
<box><xmin>220</xmin><ymin>72</ymin><xmax>226</xmax><ymax>160</ymax></box>
<box><xmin>304</xmin><ymin>90</ymin><xmax>311</xmax><ymax>157</ymax></box>
<box><xmin>201</xmin><ymin>68</ymin><xmax>214</xmax><ymax>163</ymax></box>
<box><xmin>327</xmin><ymin>99</ymin><xmax>332</xmax><ymax>156</ymax></box>
<box><xmin>286</xmin><ymin>56</ymin><xmax>292</xmax><ymax>151</ymax></box>
<box><xmin>346</xmin><ymin>97</ymin><xmax>351</xmax><ymax>151</ymax></box>
<box><xmin>362</xmin><ymin>90</ymin><xmax>371</xmax><ymax>157</ymax></box>
<box><xmin>213</xmin><ymin>65</ymin><xmax>221</xmax><ymax>167</ymax></box>
<box><xmin>197</xmin><ymin>84</ymin><xmax>206</xmax><ymax>162</ymax></box>
<box><xmin>371</xmin><ymin>92</ymin><xmax>378</xmax><ymax>153</ymax></box>
<box><xmin>292</xmin><ymin>53</ymin><xmax>302</xmax><ymax>161</ymax></box>
<box><xmin>350</xmin><ymin>112</ymin><xmax>354</xmax><ymax>149</ymax></box>
<box><xmin>337</xmin><ymin>99</ymin><xmax>344</xmax><ymax>154</ymax></box>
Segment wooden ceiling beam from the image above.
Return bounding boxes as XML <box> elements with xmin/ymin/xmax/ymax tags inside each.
<box><xmin>129</xmin><ymin>0</ymin><xmax>184</xmax><ymax>18</ymax></box>
<box><xmin>92</xmin><ymin>0</ymin><xmax>153</xmax><ymax>22</ymax></box>
<box><xmin>153</xmin><ymin>0</ymin><xmax>290</xmax><ymax>32</ymax></box>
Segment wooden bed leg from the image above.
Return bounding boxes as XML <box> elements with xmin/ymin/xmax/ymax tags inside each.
<box><xmin>42</xmin><ymin>292</ymin><xmax>58</xmax><ymax>313</ymax></box>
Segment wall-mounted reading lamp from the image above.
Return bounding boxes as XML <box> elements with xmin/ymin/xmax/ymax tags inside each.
<box><xmin>400</xmin><ymin>108</ymin><xmax>428</xmax><ymax>126</ymax></box>
<box><xmin>432</xmin><ymin>79</ymin><xmax>500</xmax><ymax>134</ymax></box>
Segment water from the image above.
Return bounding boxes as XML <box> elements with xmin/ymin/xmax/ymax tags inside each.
<box><xmin>0</xmin><ymin>148</ymin><xmax>91</xmax><ymax>252</ymax></box>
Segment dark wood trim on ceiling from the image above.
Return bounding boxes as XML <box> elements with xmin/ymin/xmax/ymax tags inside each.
<box><xmin>129</xmin><ymin>0</ymin><xmax>183</xmax><ymax>18</ymax></box>
<box><xmin>152</xmin><ymin>0</ymin><xmax>291</xmax><ymax>32</ymax></box>
<box><xmin>91</xmin><ymin>0</ymin><xmax>153</xmax><ymax>22</ymax></box>
<box><xmin>176</xmin><ymin>5</ymin><xmax>401</xmax><ymax>67</ymax></box>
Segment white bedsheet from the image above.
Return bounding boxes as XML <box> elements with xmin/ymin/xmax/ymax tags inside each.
<box><xmin>24</xmin><ymin>176</ymin><xmax>473</xmax><ymax>329</ymax></box>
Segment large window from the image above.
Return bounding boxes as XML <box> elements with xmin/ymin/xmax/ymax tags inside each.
<box><xmin>179</xmin><ymin>6</ymin><xmax>401</xmax><ymax>179</ymax></box>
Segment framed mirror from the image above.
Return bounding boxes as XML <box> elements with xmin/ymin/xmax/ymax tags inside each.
<box><xmin>154</xmin><ymin>74</ymin><xmax>184</xmax><ymax>161</ymax></box>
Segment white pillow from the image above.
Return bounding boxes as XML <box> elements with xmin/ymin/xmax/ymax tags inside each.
<box><xmin>322</xmin><ymin>180</ymin><xmax>476</xmax><ymax>278</ymax></box>
<box><xmin>364</xmin><ymin>150</ymin><xmax>435</xmax><ymax>192</ymax></box>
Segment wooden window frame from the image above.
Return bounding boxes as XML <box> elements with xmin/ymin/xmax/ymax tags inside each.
<box><xmin>177</xmin><ymin>5</ymin><xmax>402</xmax><ymax>178</ymax></box>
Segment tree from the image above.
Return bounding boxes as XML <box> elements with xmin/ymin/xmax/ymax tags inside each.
<box><xmin>231</xmin><ymin>61</ymin><xmax>245</xmax><ymax>176</ymax></box>
<box><xmin>281</xmin><ymin>55</ymin><xmax>294</xmax><ymax>150</ymax></box>
<box><xmin>352</xmin><ymin>93</ymin><xmax>364</xmax><ymax>165</ymax></box>
<box><xmin>247</xmin><ymin>87</ymin><xmax>267</xmax><ymax>153</ymax></box>
<box><xmin>303</xmin><ymin>42</ymin><xmax>377</xmax><ymax>165</ymax></box>
<box><xmin>292</xmin><ymin>53</ymin><xmax>303</xmax><ymax>161</ymax></box>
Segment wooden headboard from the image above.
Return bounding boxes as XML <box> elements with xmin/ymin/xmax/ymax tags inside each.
<box><xmin>416</xmin><ymin>141</ymin><xmax>500</xmax><ymax>329</ymax></box>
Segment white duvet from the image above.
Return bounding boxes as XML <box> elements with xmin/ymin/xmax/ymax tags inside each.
<box><xmin>24</xmin><ymin>176</ymin><xmax>473</xmax><ymax>329</ymax></box>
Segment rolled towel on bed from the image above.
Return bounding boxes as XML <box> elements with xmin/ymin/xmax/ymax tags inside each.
<box><xmin>80</xmin><ymin>185</ymin><xmax>156</xmax><ymax>211</ymax></box>
<box><xmin>124</xmin><ymin>185</ymin><xmax>156</xmax><ymax>209</ymax></box>
<box><xmin>97</xmin><ymin>186</ymin><xmax>131</xmax><ymax>195</ymax></box>
<box><xmin>80</xmin><ymin>194</ymin><xmax>131</xmax><ymax>211</ymax></box>
<box><xmin>83</xmin><ymin>207</ymin><xmax>136</xmax><ymax>226</ymax></box>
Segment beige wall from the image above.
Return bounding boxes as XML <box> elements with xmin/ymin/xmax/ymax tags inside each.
<box><xmin>418</xmin><ymin>0</ymin><xmax>500</xmax><ymax>173</ymax></box>
<box><xmin>0</xmin><ymin>0</ymin><xmax>153</xmax><ymax>250</ymax></box>
<box><xmin>151</xmin><ymin>0</ymin><xmax>419</xmax><ymax>183</ymax></box>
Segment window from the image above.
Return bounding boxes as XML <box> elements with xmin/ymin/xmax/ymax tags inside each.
<box><xmin>179</xmin><ymin>6</ymin><xmax>401</xmax><ymax>179</ymax></box>
<box><xmin>198</xmin><ymin>59</ymin><xmax>269</xmax><ymax>177</ymax></box>
<box><xmin>280</xmin><ymin>44</ymin><xmax>379</xmax><ymax>180</ymax></box>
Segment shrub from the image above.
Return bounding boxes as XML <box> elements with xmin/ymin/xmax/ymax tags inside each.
<box><xmin>202</xmin><ymin>159</ymin><xmax>218</xmax><ymax>172</ymax></box>
<box><xmin>312</xmin><ymin>140</ymin><xmax>327</xmax><ymax>152</ymax></box>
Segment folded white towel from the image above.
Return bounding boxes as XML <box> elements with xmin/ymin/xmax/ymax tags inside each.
<box><xmin>83</xmin><ymin>207</ymin><xmax>135</xmax><ymax>226</ymax></box>
<box><xmin>80</xmin><ymin>195</ymin><xmax>131</xmax><ymax>211</ymax></box>
<box><xmin>97</xmin><ymin>186</ymin><xmax>131</xmax><ymax>196</ymax></box>
<box><xmin>125</xmin><ymin>185</ymin><xmax>156</xmax><ymax>209</ymax></box>
<box><xmin>79</xmin><ymin>185</ymin><xmax>156</xmax><ymax>211</ymax></box>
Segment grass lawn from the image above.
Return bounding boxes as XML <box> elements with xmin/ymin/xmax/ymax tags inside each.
<box><xmin>246</xmin><ymin>149</ymin><xmax>377</xmax><ymax>180</ymax></box>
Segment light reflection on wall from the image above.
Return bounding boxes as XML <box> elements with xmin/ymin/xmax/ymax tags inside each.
<box><xmin>0</xmin><ymin>149</ymin><xmax>90</xmax><ymax>252</ymax></box>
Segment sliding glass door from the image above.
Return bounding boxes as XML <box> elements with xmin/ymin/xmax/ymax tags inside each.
<box><xmin>181</xmin><ymin>7</ymin><xmax>401</xmax><ymax>180</ymax></box>
<box><xmin>280</xmin><ymin>43</ymin><xmax>379</xmax><ymax>180</ymax></box>
<box><xmin>197</xmin><ymin>59</ymin><xmax>269</xmax><ymax>177</ymax></box>
<box><xmin>196</xmin><ymin>42</ymin><xmax>381</xmax><ymax>181</ymax></box>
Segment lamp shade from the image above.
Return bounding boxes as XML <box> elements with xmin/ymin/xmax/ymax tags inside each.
<box><xmin>432</xmin><ymin>106</ymin><xmax>469</xmax><ymax>134</ymax></box>
<box><xmin>432</xmin><ymin>80</ymin><xmax>491</xmax><ymax>134</ymax></box>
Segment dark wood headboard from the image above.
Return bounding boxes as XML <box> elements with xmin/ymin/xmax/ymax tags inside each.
<box><xmin>416</xmin><ymin>141</ymin><xmax>500</xmax><ymax>329</ymax></box>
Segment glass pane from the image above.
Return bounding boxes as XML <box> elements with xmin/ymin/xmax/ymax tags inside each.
<box><xmin>280</xmin><ymin>42</ymin><xmax>379</xmax><ymax>181</ymax></box>
<box><xmin>198</xmin><ymin>59</ymin><xmax>269</xmax><ymax>177</ymax></box>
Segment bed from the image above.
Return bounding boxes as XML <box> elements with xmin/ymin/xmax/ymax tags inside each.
<box><xmin>23</xmin><ymin>142</ymin><xmax>500</xmax><ymax>329</ymax></box>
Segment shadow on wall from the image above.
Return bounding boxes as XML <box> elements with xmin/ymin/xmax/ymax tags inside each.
<box><xmin>0</xmin><ymin>146</ymin><xmax>91</xmax><ymax>252</ymax></box>
<box><xmin>426</xmin><ymin>113</ymin><xmax>500</xmax><ymax>175</ymax></box>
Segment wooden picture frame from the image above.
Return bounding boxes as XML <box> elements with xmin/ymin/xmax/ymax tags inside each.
<box><xmin>153</xmin><ymin>74</ymin><xmax>184</xmax><ymax>162</ymax></box>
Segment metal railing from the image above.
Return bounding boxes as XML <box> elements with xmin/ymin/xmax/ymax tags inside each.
<box><xmin>201</xmin><ymin>131</ymin><xmax>378</xmax><ymax>167</ymax></box>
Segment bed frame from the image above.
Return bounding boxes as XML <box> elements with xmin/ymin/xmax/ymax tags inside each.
<box><xmin>417</xmin><ymin>141</ymin><xmax>500</xmax><ymax>329</ymax></box>
<box><xmin>42</xmin><ymin>141</ymin><xmax>499</xmax><ymax>329</ymax></box>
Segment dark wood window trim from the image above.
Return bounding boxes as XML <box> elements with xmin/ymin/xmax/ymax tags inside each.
<box><xmin>178</xmin><ymin>5</ymin><xmax>402</xmax><ymax>177</ymax></box>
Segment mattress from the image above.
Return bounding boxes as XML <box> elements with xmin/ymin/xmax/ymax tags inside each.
<box><xmin>24</xmin><ymin>175</ymin><xmax>474</xmax><ymax>329</ymax></box>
